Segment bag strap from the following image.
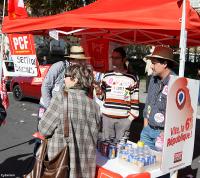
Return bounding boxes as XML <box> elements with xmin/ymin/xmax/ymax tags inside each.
<box><xmin>63</xmin><ymin>91</ymin><xmax>69</xmax><ymax>138</ymax></box>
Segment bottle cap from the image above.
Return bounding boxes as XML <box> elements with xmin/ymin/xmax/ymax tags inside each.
<box><xmin>137</xmin><ymin>140</ymin><xmax>145</xmax><ymax>147</ymax></box>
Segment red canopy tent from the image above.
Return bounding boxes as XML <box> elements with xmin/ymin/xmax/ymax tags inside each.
<box><xmin>2</xmin><ymin>0</ymin><xmax>200</xmax><ymax>46</ymax></box>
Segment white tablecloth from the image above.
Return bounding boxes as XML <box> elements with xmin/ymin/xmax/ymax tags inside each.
<box><xmin>96</xmin><ymin>150</ymin><xmax>168</xmax><ymax>178</ymax></box>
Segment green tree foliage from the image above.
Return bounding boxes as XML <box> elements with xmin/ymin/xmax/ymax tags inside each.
<box><xmin>125</xmin><ymin>45</ymin><xmax>151</xmax><ymax>60</ymax></box>
<box><xmin>26</xmin><ymin>0</ymin><xmax>95</xmax><ymax>17</ymax></box>
<box><xmin>125</xmin><ymin>45</ymin><xmax>152</xmax><ymax>76</ymax></box>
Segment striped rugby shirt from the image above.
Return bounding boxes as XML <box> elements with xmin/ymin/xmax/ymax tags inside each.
<box><xmin>101</xmin><ymin>71</ymin><xmax>139</xmax><ymax>119</ymax></box>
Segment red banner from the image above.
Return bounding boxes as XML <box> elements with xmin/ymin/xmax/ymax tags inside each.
<box><xmin>81</xmin><ymin>38</ymin><xmax>109</xmax><ymax>72</ymax></box>
<box><xmin>8</xmin><ymin>34</ymin><xmax>36</xmax><ymax>55</ymax></box>
<box><xmin>8</xmin><ymin>0</ymin><xmax>28</xmax><ymax>20</ymax></box>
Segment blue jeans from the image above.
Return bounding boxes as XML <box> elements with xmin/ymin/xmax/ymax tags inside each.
<box><xmin>140</xmin><ymin>125</ymin><xmax>162</xmax><ymax>150</ymax></box>
<box><xmin>140</xmin><ymin>125</ymin><xmax>170</xmax><ymax>178</ymax></box>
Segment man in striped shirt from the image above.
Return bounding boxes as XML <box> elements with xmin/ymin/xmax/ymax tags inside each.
<box><xmin>97</xmin><ymin>47</ymin><xmax>139</xmax><ymax>141</ymax></box>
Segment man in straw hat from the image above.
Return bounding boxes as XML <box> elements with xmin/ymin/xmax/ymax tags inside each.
<box><xmin>33</xmin><ymin>45</ymin><xmax>90</xmax><ymax>154</ymax></box>
<box><xmin>39</xmin><ymin>45</ymin><xmax>90</xmax><ymax>111</ymax></box>
<box><xmin>140</xmin><ymin>46</ymin><xmax>178</xmax><ymax>152</ymax></box>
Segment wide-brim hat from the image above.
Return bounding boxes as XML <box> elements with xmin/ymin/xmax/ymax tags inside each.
<box><xmin>146</xmin><ymin>46</ymin><xmax>178</xmax><ymax>64</ymax></box>
<box><xmin>65</xmin><ymin>46</ymin><xmax>90</xmax><ymax>60</ymax></box>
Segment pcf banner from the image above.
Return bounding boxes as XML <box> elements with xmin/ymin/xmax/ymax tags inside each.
<box><xmin>8</xmin><ymin>34</ymin><xmax>38</xmax><ymax>76</ymax></box>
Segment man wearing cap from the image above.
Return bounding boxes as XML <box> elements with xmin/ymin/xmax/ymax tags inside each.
<box><xmin>39</xmin><ymin>45</ymin><xmax>89</xmax><ymax>111</ymax></box>
<box><xmin>140</xmin><ymin>46</ymin><xmax>177</xmax><ymax>151</ymax></box>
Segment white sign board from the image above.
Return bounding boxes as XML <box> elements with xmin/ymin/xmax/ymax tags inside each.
<box><xmin>49</xmin><ymin>30</ymin><xmax>59</xmax><ymax>41</ymax></box>
<box><xmin>11</xmin><ymin>55</ymin><xmax>38</xmax><ymax>76</ymax></box>
<box><xmin>161</xmin><ymin>76</ymin><xmax>199</xmax><ymax>173</ymax></box>
<box><xmin>8</xmin><ymin>34</ymin><xmax>38</xmax><ymax>76</ymax></box>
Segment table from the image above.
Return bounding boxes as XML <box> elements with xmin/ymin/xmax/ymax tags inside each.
<box><xmin>96</xmin><ymin>150</ymin><xmax>169</xmax><ymax>178</ymax></box>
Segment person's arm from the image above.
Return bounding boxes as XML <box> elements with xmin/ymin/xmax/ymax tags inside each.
<box><xmin>143</xmin><ymin>118</ymin><xmax>148</xmax><ymax>127</ymax></box>
<box><xmin>142</xmin><ymin>77</ymin><xmax>153</xmax><ymax>127</ymax></box>
<box><xmin>38</xmin><ymin>93</ymin><xmax>62</xmax><ymax>137</ymax></box>
<box><xmin>129</xmin><ymin>79</ymin><xmax>139</xmax><ymax>120</ymax></box>
<box><xmin>41</xmin><ymin>61</ymin><xmax>66</xmax><ymax>108</ymax></box>
<box><xmin>143</xmin><ymin>97</ymin><xmax>150</xmax><ymax>127</ymax></box>
<box><xmin>94</xmin><ymin>73</ymin><xmax>105</xmax><ymax>100</ymax></box>
<box><xmin>41</xmin><ymin>65</ymin><xmax>56</xmax><ymax>108</ymax></box>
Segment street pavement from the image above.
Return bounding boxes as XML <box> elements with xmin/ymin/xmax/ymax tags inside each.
<box><xmin>0</xmin><ymin>94</ymin><xmax>39</xmax><ymax>178</ymax></box>
<box><xmin>0</xmin><ymin>79</ymin><xmax>199</xmax><ymax>178</ymax></box>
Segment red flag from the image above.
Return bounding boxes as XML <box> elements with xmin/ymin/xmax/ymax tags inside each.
<box><xmin>8</xmin><ymin>0</ymin><xmax>28</xmax><ymax>20</ymax></box>
<box><xmin>0</xmin><ymin>78</ymin><xmax>9</xmax><ymax>109</ymax></box>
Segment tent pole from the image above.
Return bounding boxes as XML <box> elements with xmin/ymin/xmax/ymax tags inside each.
<box><xmin>0</xmin><ymin>0</ymin><xmax>6</xmax><ymax>81</ymax></box>
<box><xmin>179</xmin><ymin>0</ymin><xmax>187</xmax><ymax>77</ymax></box>
<box><xmin>174</xmin><ymin>0</ymin><xmax>187</xmax><ymax>177</ymax></box>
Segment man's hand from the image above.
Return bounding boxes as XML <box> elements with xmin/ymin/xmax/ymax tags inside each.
<box><xmin>144</xmin><ymin>118</ymin><xmax>148</xmax><ymax>127</ymax></box>
<box><xmin>128</xmin><ymin>112</ymin><xmax>137</xmax><ymax>121</ymax></box>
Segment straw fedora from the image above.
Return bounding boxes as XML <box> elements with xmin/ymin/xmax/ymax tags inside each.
<box><xmin>65</xmin><ymin>46</ymin><xmax>90</xmax><ymax>60</ymax></box>
<box><xmin>146</xmin><ymin>46</ymin><xmax>178</xmax><ymax>64</ymax></box>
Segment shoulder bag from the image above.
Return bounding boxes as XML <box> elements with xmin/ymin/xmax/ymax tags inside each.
<box><xmin>24</xmin><ymin>92</ymin><xmax>69</xmax><ymax>178</ymax></box>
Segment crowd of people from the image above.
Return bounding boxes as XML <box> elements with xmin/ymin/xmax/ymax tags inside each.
<box><xmin>31</xmin><ymin>44</ymin><xmax>180</xmax><ymax>178</ymax></box>
<box><xmin>1</xmin><ymin>44</ymin><xmax>198</xmax><ymax>178</ymax></box>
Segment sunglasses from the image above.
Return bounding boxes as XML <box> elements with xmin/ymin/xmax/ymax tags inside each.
<box><xmin>65</xmin><ymin>73</ymin><xmax>72</xmax><ymax>78</ymax></box>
